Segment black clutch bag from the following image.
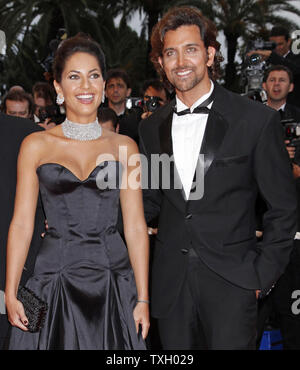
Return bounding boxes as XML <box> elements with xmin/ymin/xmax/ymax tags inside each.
<box><xmin>17</xmin><ymin>286</ymin><xmax>48</xmax><ymax>333</ymax></box>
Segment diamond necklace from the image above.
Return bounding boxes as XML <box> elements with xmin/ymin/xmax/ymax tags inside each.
<box><xmin>62</xmin><ymin>118</ymin><xmax>102</xmax><ymax>141</ymax></box>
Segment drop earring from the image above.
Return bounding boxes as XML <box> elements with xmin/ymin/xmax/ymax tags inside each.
<box><xmin>56</xmin><ymin>93</ymin><xmax>64</xmax><ymax>105</ymax></box>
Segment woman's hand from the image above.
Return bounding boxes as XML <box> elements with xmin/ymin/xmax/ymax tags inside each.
<box><xmin>133</xmin><ymin>302</ymin><xmax>150</xmax><ymax>340</ymax></box>
<box><xmin>6</xmin><ymin>297</ymin><xmax>29</xmax><ymax>331</ymax></box>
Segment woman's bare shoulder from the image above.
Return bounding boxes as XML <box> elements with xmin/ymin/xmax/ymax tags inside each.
<box><xmin>109</xmin><ymin>132</ymin><xmax>139</xmax><ymax>152</ymax></box>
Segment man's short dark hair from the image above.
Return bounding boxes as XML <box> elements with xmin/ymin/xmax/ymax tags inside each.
<box><xmin>105</xmin><ymin>69</ymin><xmax>131</xmax><ymax>89</ymax></box>
<box><xmin>1</xmin><ymin>89</ymin><xmax>35</xmax><ymax>118</ymax></box>
<box><xmin>263</xmin><ymin>65</ymin><xmax>294</xmax><ymax>84</ymax></box>
<box><xmin>140</xmin><ymin>79</ymin><xmax>169</xmax><ymax>98</ymax></box>
<box><xmin>97</xmin><ymin>107</ymin><xmax>118</xmax><ymax>129</ymax></box>
<box><xmin>270</xmin><ymin>26</ymin><xmax>290</xmax><ymax>41</ymax></box>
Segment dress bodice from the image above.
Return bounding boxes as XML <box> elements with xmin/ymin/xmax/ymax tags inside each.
<box><xmin>37</xmin><ymin>160</ymin><xmax>122</xmax><ymax>241</ymax></box>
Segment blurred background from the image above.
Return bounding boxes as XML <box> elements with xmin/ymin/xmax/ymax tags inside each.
<box><xmin>0</xmin><ymin>0</ymin><xmax>300</xmax><ymax>99</ymax></box>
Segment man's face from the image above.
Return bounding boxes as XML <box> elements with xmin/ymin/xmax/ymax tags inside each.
<box><xmin>158</xmin><ymin>25</ymin><xmax>215</xmax><ymax>99</ymax></box>
<box><xmin>105</xmin><ymin>77</ymin><xmax>131</xmax><ymax>106</ymax></box>
<box><xmin>263</xmin><ymin>70</ymin><xmax>294</xmax><ymax>103</ymax></box>
<box><xmin>143</xmin><ymin>86</ymin><xmax>167</xmax><ymax>109</ymax></box>
<box><xmin>5</xmin><ymin>99</ymin><xmax>30</xmax><ymax>118</ymax></box>
<box><xmin>269</xmin><ymin>35</ymin><xmax>291</xmax><ymax>56</ymax></box>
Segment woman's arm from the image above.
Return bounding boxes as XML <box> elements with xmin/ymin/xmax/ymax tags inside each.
<box><xmin>119</xmin><ymin>137</ymin><xmax>150</xmax><ymax>340</ymax></box>
<box><xmin>5</xmin><ymin>134</ymin><xmax>41</xmax><ymax>331</ymax></box>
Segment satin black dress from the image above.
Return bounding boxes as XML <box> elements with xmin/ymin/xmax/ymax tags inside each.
<box><xmin>7</xmin><ymin>160</ymin><xmax>146</xmax><ymax>350</ymax></box>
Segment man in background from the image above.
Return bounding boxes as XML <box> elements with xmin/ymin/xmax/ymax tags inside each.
<box><xmin>0</xmin><ymin>112</ymin><xmax>45</xmax><ymax>348</ymax></box>
<box><xmin>1</xmin><ymin>89</ymin><xmax>34</xmax><ymax>120</ymax></box>
<box><xmin>104</xmin><ymin>68</ymin><xmax>142</xmax><ymax>142</ymax></box>
<box><xmin>249</xmin><ymin>26</ymin><xmax>300</xmax><ymax>107</ymax></box>
<box><xmin>140</xmin><ymin>79</ymin><xmax>170</xmax><ymax>120</ymax></box>
<box><xmin>255</xmin><ymin>65</ymin><xmax>300</xmax><ymax>349</ymax></box>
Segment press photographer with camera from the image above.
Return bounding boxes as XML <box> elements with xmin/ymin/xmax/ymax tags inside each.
<box><xmin>248</xmin><ymin>26</ymin><xmax>300</xmax><ymax>107</ymax></box>
<box><xmin>256</xmin><ymin>64</ymin><xmax>300</xmax><ymax>349</ymax></box>
<box><xmin>32</xmin><ymin>81</ymin><xmax>63</xmax><ymax>130</ymax></box>
<box><xmin>140</xmin><ymin>79</ymin><xmax>169</xmax><ymax>120</ymax></box>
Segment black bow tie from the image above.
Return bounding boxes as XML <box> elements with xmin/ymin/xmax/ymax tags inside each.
<box><xmin>173</xmin><ymin>90</ymin><xmax>215</xmax><ymax>116</ymax></box>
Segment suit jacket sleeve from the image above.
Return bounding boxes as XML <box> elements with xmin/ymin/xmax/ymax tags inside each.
<box><xmin>254</xmin><ymin>110</ymin><xmax>297</xmax><ymax>296</ymax></box>
<box><xmin>139</xmin><ymin>129</ymin><xmax>162</xmax><ymax>224</ymax></box>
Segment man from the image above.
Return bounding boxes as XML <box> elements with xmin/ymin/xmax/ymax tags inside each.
<box><xmin>256</xmin><ymin>65</ymin><xmax>300</xmax><ymax>349</ymax></box>
<box><xmin>249</xmin><ymin>26</ymin><xmax>300</xmax><ymax>107</ymax></box>
<box><xmin>1</xmin><ymin>89</ymin><xmax>34</xmax><ymax>120</ymax></box>
<box><xmin>139</xmin><ymin>6</ymin><xmax>297</xmax><ymax>350</ymax></box>
<box><xmin>105</xmin><ymin>69</ymin><xmax>132</xmax><ymax>116</ymax></box>
<box><xmin>262</xmin><ymin>65</ymin><xmax>300</xmax><ymax>121</ymax></box>
<box><xmin>141</xmin><ymin>79</ymin><xmax>169</xmax><ymax>120</ymax></box>
<box><xmin>105</xmin><ymin>69</ymin><xmax>142</xmax><ymax>142</ymax></box>
<box><xmin>0</xmin><ymin>112</ymin><xmax>44</xmax><ymax>348</ymax></box>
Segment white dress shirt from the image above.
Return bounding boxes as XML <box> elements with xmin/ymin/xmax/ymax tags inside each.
<box><xmin>172</xmin><ymin>81</ymin><xmax>214</xmax><ymax>199</ymax></box>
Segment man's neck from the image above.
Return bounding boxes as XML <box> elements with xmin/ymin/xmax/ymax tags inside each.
<box><xmin>176</xmin><ymin>78</ymin><xmax>212</xmax><ymax>108</ymax></box>
<box><xmin>267</xmin><ymin>99</ymin><xmax>287</xmax><ymax>111</ymax></box>
<box><xmin>108</xmin><ymin>101</ymin><xmax>126</xmax><ymax>116</ymax></box>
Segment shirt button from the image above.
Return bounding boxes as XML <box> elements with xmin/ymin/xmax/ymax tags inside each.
<box><xmin>185</xmin><ymin>214</ymin><xmax>192</xmax><ymax>220</ymax></box>
<box><xmin>180</xmin><ymin>248</ymin><xmax>189</xmax><ymax>254</ymax></box>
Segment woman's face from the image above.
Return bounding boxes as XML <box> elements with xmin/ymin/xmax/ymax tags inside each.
<box><xmin>54</xmin><ymin>52</ymin><xmax>104</xmax><ymax>123</ymax></box>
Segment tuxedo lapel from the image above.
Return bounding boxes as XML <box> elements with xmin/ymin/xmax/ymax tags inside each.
<box><xmin>200</xmin><ymin>107</ymin><xmax>229</xmax><ymax>175</ymax></box>
<box><xmin>188</xmin><ymin>85</ymin><xmax>230</xmax><ymax>202</ymax></box>
<box><xmin>158</xmin><ymin>102</ymin><xmax>187</xmax><ymax>208</ymax></box>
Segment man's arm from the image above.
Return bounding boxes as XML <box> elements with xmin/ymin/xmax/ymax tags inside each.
<box><xmin>254</xmin><ymin>110</ymin><xmax>297</xmax><ymax>297</ymax></box>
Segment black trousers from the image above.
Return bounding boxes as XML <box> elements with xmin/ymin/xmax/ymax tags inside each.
<box><xmin>157</xmin><ymin>249</ymin><xmax>258</xmax><ymax>350</ymax></box>
<box><xmin>256</xmin><ymin>241</ymin><xmax>300</xmax><ymax>350</ymax></box>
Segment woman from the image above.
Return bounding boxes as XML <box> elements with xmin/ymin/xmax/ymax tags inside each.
<box><xmin>5</xmin><ymin>34</ymin><xmax>149</xmax><ymax>350</ymax></box>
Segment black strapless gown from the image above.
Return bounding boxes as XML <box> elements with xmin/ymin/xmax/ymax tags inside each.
<box><xmin>7</xmin><ymin>161</ymin><xmax>146</xmax><ymax>350</ymax></box>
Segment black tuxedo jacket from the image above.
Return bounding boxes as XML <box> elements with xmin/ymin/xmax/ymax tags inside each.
<box><xmin>0</xmin><ymin>114</ymin><xmax>45</xmax><ymax>289</ymax></box>
<box><xmin>139</xmin><ymin>84</ymin><xmax>297</xmax><ymax>318</ymax></box>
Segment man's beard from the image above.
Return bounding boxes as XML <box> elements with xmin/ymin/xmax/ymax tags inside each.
<box><xmin>170</xmin><ymin>67</ymin><xmax>201</xmax><ymax>92</ymax></box>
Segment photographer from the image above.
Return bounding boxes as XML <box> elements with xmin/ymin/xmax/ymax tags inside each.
<box><xmin>248</xmin><ymin>26</ymin><xmax>300</xmax><ymax>107</ymax></box>
<box><xmin>32</xmin><ymin>81</ymin><xmax>64</xmax><ymax>130</ymax></box>
<box><xmin>256</xmin><ymin>65</ymin><xmax>300</xmax><ymax>349</ymax></box>
<box><xmin>140</xmin><ymin>79</ymin><xmax>169</xmax><ymax>120</ymax></box>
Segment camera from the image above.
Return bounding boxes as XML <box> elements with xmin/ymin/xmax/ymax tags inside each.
<box><xmin>249</xmin><ymin>39</ymin><xmax>276</xmax><ymax>52</ymax></box>
<box><xmin>145</xmin><ymin>96</ymin><xmax>161</xmax><ymax>113</ymax></box>
<box><xmin>282</xmin><ymin>118</ymin><xmax>300</xmax><ymax>165</ymax></box>
<box><xmin>241</xmin><ymin>39</ymin><xmax>276</xmax><ymax>98</ymax></box>
<box><xmin>125</xmin><ymin>97</ymin><xmax>143</xmax><ymax>110</ymax></box>
<box><xmin>37</xmin><ymin>104</ymin><xmax>61</xmax><ymax>124</ymax></box>
<box><xmin>41</xmin><ymin>28</ymin><xmax>67</xmax><ymax>74</ymax></box>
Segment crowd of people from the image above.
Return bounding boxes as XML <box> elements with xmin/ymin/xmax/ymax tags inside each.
<box><xmin>0</xmin><ymin>5</ymin><xmax>300</xmax><ymax>350</ymax></box>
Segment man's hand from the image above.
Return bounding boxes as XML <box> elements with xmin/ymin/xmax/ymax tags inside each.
<box><xmin>285</xmin><ymin>140</ymin><xmax>296</xmax><ymax>159</ymax></box>
<box><xmin>38</xmin><ymin>118</ymin><xmax>56</xmax><ymax>130</ymax></box>
<box><xmin>247</xmin><ymin>49</ymin><xmax>272</xmax><ymax>61</ymax></box>
<box><xmin>255</xmin><ymin>290</ymin><xmax>261</xmax><ymax>299</ymax></box>
<box><xmin>293</xmin><ymin>163</ymin><xmax>300</xmax><ymax>179</ymax></box>
<box><xmin>141</xmin><ymin>111</ymin><xmax>153</xmax><ymax>120</ymax></box>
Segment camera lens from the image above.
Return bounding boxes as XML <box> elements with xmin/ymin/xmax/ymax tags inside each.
<box><xmin>249</xmin><ymin>54</ymin><xmax>261</xmax><ymax>65</ymax></box>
